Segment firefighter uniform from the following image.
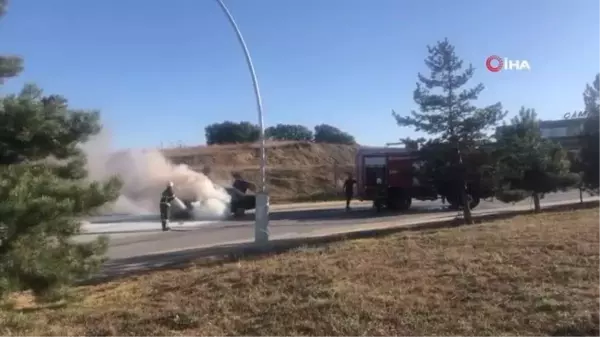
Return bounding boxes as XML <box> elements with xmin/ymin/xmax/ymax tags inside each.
<box><xmin>159</xmin><ymin>183</ymin><xmax>175</xmax><ymax>231</ymax></box>
<box><xmin>373</xmin><ymin>177</ymin><xmax>386</xmax><ymax>212</ymax></box>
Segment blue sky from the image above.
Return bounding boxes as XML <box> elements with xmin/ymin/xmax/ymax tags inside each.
<box><xmin>1</xmin><ymin>0</ymin><xmax>598</xmax><ymax>149</ymax></box>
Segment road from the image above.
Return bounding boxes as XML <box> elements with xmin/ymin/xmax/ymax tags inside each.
<box><xmin>78</xmin><ymin>190</ymin><xmax>590</xmax><ymax>261</ymax></box>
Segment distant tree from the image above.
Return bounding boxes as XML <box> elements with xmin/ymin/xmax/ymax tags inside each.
<box><xmin>265</xmin><ymin>124</ymin><xmax>313</xmax><ymax>141</ymax></box>
<box><xmin>579</xmin><ymin>74</ymin><xmax>599</xmax><ymax>194</ymax></box>
<box><xmin>494</xmin><ymin>108</ymin><xmax>579</xmax><ymax>212</ymax></box>
<box><xmin>313</xmin><ymin>124</ymin><xmax>356</xmax><ymax>145</ymax></box>
<box><xmin>205</xmin><ymin>121</ymin><xmax>260</xmax><ymax>145</ymax></box>
<box><xmin>0</xmin><ymin>0</ymin><xmax>121</xmax><ymax>299</ymax></box>
<box><xmin>398</xmin><ymin>137</ymin><xmax>427</xmax><ymax>150</ymax></box>
<box><xmin>393</xmin><ymin>38</ymin><xmax>505</xmax><ymax>223</ymax></box>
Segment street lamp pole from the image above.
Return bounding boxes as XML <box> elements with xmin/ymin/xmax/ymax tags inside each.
<box><xmin>214</xmin><ymin>0</ymin><xmax>269</xmax><ymax>244</ymax></box>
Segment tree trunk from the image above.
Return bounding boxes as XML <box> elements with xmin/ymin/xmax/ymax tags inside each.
<box><xmin>454</xmin><ymin>145</ymin><xmax>473</xmax><ymax>224</ymax></box>
<box><xmin>580</xmin><ymin>187</ymin><xmax>584</xmax><ymax>203</ymax></box>
<box><xmin>532</xmin><ymin>193</ymin><xmax>541</xmax><ymax>213</ymax></box>
<box><xmin>460</xmin><ymin>186</ymin><xmax>473</xmax><ymax>224</ymax></box>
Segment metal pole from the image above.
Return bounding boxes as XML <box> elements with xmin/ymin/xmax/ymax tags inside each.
<box><xmin>214</xmin><ymin>0</ymin><xmax>269</xmax><ymax>244</ymax></box>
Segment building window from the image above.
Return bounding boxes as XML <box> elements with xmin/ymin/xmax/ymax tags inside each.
<box><xmin>364</xmin><ymin>156</ymin><xmax>386</xmax><ymax>166</ymax></box>
<box><xmin>540</xmin><ymin>127</ymin><xmax>568</xmax><ymax>138</ymax></box>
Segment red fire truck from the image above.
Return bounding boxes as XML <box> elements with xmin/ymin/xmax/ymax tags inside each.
<box><xmin>354</xmin><ymin>145</ymin><xmax>487</xmax><ymax>211</ymax></box>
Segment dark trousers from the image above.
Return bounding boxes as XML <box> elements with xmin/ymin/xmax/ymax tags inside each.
<box><xmin>345</xmin><ymin>192</ymin><xmax>352</xmax><ymax>208</ymax></box>
<box><xmin>159</xmin><ymin>203</ymin><xmax>171</xmax><ymax>229</ymax></box>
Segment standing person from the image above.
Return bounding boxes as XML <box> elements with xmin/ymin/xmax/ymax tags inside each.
<box><xmin>159</xmin><ymin>181</ymin><xmax>176</xmax><ymax>231</ymax></box>
<box><xmin>343</xmin><ymin>173</ymin><xmax>357</xmax><ymax>211</ymax></box>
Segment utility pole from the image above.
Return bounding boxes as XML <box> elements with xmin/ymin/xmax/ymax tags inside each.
<box><xmin>214</xmin><ymin>0</ymin><xmax>269</xmax><ymax>244</ymax></box>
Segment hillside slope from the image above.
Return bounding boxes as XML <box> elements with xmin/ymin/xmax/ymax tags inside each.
<box><xmin>162</xmin><ymin>141</ymin><xmax>359</xmax><ymax>203</ymax></box>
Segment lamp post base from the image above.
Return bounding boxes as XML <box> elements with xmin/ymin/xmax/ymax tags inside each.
<box><xmin>254</xmin><ymin>192</ymin><xmax>270</xmax><ymax>244</ymax></box>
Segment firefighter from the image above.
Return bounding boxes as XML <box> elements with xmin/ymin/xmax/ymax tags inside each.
<box><xmin>159</xmin><ymin>181</ymin><xmax>176</xmax><ymax>231</ymax></box>
<box><xmin>373</xmin><ymin>177</ymin><xmax>386</xmax><ymax>212</ymax></box>
<box><xmin>343</xmin><ymin>173</ymin><xmax>356</xmax><ymax>211</ymax></box>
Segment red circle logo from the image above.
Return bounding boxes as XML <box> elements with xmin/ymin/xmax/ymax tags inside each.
<box><xmin>486</xmin><ymin>55</ymin><xmax>503</xmax><ymax>72</ymax></box>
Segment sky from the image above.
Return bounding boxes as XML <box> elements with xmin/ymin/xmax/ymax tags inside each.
<box><xmin>1</xmin><ymin>0</ymin><xmax>598</xmax><ymax>150</ymax></box>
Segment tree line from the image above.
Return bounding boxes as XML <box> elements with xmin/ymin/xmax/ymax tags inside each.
<box><xmin>204</xmin><ymin>121</ymin><xmax>356</xmax><ymax>145</ymax></box>
<box><xmin>0</xmin><ymin>0</ymin><xmax>597</xmax><ymax>302</ymax></box>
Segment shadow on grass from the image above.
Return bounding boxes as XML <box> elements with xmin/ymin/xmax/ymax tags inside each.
<box><xmin>80</xmin><ymin>200</ymin><xmax>599</xmax><ymax>287</ymax></box>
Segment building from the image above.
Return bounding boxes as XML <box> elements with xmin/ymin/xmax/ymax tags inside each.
<box><xmin>538</xmin><ymin>118</ymin><xmax>586</xmax><ymax>150</ymax></box>
<box><xmin>495</xmin><ymin>113</ymin><xmax>588</xmax><ymax>151</ymax></box>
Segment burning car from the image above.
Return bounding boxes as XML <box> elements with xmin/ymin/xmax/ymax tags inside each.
<box><xmin>171</xmin><ymin>186</ymin><xmax>256</xmax><ymax>220</ymax></box>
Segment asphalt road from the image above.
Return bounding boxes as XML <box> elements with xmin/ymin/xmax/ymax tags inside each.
<box><xmin>78</xmin><ymin>190</ymin><xmax>589</xmax><ymax>261</ymax></box>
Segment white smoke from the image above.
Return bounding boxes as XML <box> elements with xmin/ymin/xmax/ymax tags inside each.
<box><xmin>80</xmin><ymin>128</ymin><xmax>231</xmax><ymax>220</ymax></box>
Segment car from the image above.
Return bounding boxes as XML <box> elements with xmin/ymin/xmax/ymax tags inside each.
<box><xmin>225</xmin><ymin>186</ymin><xmax>257</xmax><ymax>217</ymax></box>
<box><xmin>171</xmin><ymin>186</ymin><xmax>256</xmax><ymax>220</ymax></box>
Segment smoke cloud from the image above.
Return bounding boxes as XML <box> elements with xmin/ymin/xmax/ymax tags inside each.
<box><xmin>80</xmin><ymin>128</ymin><xmax>232</xmax><ymax>220</ymax></box>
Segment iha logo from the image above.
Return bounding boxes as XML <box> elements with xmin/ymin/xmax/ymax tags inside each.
<box><xmin>485</xmin><ymin>55</ymin><xmax>531</xmax><ymax>72</ymax></box>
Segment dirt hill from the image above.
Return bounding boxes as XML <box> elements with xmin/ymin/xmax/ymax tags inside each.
<box><xmin>161</xmin><ymin>141</ymin><xmax>359</xmax><ymax>203</ymax></box>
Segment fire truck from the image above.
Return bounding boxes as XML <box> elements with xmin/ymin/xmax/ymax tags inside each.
<box><xmin>354</xmin><ymin>145</ymin><xmax>491</xmax><ymax>211</ymax></box>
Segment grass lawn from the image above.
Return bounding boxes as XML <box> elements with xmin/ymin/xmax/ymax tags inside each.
<box><xmin>2</xmin><ymin>207</ymin><xmax>599</xmax><ymax>336</ymax></box>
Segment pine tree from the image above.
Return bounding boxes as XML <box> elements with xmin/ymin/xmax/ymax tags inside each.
<box><xmin>394</xmin><ymin>38</ymin><xmax>505</xmax><ymax>223</ymax></box>
<box><xmin>579</xmin><ymin>74</ymin><xmax>599</xmax><ymax>193</ymax></box>
<box><xmin>494</xmin><ymin>108</ymin><xmax>579</xmax><ymax>212</ymax></box>
<box><xmin>0</xmin><ymin>0</ymin><xmax>121</xmax><ymax>299</ymax></box>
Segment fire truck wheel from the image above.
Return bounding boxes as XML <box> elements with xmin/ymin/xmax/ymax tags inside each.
<box><xmin>400</xmin><ymin>197</ymin><xmax>412</xmax><ymax>210</ymax></box>
<box><xmin>387</xmin><ymin>195</ymin><xmax>411</xmax><ymax>211</ymax></box>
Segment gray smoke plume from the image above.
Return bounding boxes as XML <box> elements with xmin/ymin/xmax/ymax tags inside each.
<box><xmin>80</xmin><ymin>128</ymin><xmax>231</xmax><ymax>220</ymax></box>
